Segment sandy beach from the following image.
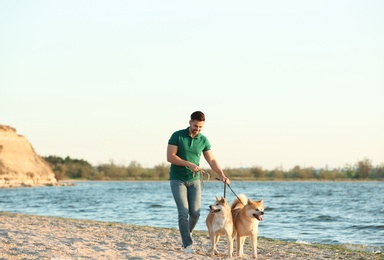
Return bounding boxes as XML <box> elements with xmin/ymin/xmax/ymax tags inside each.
<box><xmin>0</xmin><ymin>212</ymin><xmax>382</xmax><ymax>260</ymax></box>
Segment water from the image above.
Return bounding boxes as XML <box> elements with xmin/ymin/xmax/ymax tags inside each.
<box><xmin>1</xmin><ymin>181</ymin><xmax>383</xmax><ymax>252</ymax></box>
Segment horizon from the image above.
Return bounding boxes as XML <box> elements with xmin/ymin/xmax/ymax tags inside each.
<box><xmin>42</xmin><ymin>153</ymin><xmax>380</xmax><ymax>172</ymax></box>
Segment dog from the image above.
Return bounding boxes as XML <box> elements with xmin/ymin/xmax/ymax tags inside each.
<box><xmin>231</xmin><ymin>194</ymin><xmax>264</xmax><ymax>258</ymax></box>
<box><xmin>205</xmin><ymin>196</ymin><xmax>234</xmax><ymax>258</ymax></box>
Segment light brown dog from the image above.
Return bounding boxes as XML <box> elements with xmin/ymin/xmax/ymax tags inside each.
<box><xmin>231</xmin><ymin>194</ymin><xmax>264</xmax><ymax>258</ymax></box>
<box><xmin>206</xmin><ymin>196</ymin><xmax>234</xmax><ymax>258</ymax></box>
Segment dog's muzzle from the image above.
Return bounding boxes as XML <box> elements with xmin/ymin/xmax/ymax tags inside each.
<box><xmin>253</xmin><ymin>211</ymin><xmax>264</xmax><ymax>221</ymax></box>
<box><xmin>209</xmin><ymin>205</ymin><xmax>221</xmax><ymax>213</ymax></box>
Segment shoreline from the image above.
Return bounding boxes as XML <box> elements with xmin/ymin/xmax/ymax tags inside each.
<box><xmin>1</xmin><ymin>179</ymin><xmax>381</xmax><ymax>189</ymax></box>
<box><xmin>55</xmin><ymin>179</ymin><xmax>384</xmax><ymax>185</ymax></box>
<box><xmin>0</xmin><ymin>212</ymin><xmax>382</xmax><ymax>259</ymax></box>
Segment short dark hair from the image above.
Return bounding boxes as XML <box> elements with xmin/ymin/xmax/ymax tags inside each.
<box><xmin>190</xmin><ymin>111</ymin><xmax>205</xmax><ymax>121</ymax></box>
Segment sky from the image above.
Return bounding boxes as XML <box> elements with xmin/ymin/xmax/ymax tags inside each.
<box><xmin>1</xmin><ymin>1</ymin><xmax>383</xmax><ymax>170</ymax></box>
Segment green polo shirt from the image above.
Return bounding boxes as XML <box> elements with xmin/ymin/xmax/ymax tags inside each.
<box><xmin>168</xmin><ymin>127</ymin><xmax>211</xmax><ymax>182</ymax></box>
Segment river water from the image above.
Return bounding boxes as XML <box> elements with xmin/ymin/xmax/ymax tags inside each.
<box><xmin>0</xmin><ymin>181</ymin><xmax>383</xmax><ymax>252</ymax></box>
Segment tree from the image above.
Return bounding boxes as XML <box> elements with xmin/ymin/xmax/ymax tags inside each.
<box><xmin>53</xmin><ymin>164</ymin><xmax>67</xmax><ymax>180</ymax></box>
<box><xmin>154</xmin><ymin>163</ymin><xmax>170</xmax><ymax>179</ymax></box>
<box><xmin>126</xmin><ymin>161</ymin><xmax>143</xmax><ymax>179</ymax></box>
<box><xmin>268</xmin><ymin>168</ymin><xmax>284</xmax><ymax>180</ymax></box>
<box><xmin>251</xmin><ymin>166</ymin><xmax>265</xmax><ymax>179</ymax></box>
<box><xmin>356</xmin><ymin>158</ymin><xmax>372</xmax><ymax>179</ymax></box>
<box><xmin>343</xmin><ymin>164</ymin><xmax>357</xmax><ymax>179</ymax></box>
<box><xmin>368</xmin><ymin>164</ymin><xmax>384</xmax><ymax>179</ymax></box>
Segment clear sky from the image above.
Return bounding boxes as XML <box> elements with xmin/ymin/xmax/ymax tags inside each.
<box><xmin>1</xmin><ymin>1</ymin><xmax>383</xmax><ymax>170</ymax></box>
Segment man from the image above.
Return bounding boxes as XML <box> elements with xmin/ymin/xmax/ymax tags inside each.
<box><xmin>167</xmin><ymin>111</ymin><xmax>230</xmax><ymax>254</ymax></box>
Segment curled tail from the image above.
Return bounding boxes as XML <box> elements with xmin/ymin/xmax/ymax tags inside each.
<box><xmin>231</xmin><ymin>194</ymin><xmax>247</xmax><ymax>210</ymax></box>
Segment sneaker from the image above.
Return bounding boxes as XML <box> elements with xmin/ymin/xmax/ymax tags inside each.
<box><xmin>185</xmin><ymin>245</ymin><xmax>194</xmax><ymax>254</ymax></box>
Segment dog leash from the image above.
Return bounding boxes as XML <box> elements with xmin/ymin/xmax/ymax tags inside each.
<box><xmin>200</xmin><ymin>171</ymin><xmax>245</xmax><ymax>206</ymax></box>
<box><xmin>215</xmin><ymin>178</ymin><xmax>245</xmax><ymax>206</ymax></box>
<box><xmin>198</xmin><ymin>170</ymin><xmax>211</xmax><ymax>190</ymax></box>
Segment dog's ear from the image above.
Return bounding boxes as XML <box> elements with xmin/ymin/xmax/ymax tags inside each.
<box><xmin>215</xmin><ymin>196</ymin><xmax>220</xmax><ymax>201</ymax></box>
<box><xmin>247</xmin><ymin>198</ymin><xmax>253</xmax><ymax>205</ymax></box>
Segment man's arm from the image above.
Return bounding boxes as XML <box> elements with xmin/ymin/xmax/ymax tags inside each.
<box><xmin>167</xmin><ymin>144</ymin><xmax>200</xmax><ymax>172</ymax></box>
<box><xmin>203</xmin><ymin>150</ymin><xmax>230</xmax><ymax>184</ymax></box>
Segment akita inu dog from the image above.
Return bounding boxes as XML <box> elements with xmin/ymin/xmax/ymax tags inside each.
<box><xmin>206</xmin><ymin>196</ymin><xmax>234</xmax><ymax>258</ymax></box>
<box><xmin>231</xmin><ymin>194</ymin><xmax>264</xmax><ymax>258</ymax></box>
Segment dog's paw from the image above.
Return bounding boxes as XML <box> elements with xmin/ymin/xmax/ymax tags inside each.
<box><xmin>207</xmin><ymin>249</ymin><xmax>218</xmax><ymax>256</ymax></box>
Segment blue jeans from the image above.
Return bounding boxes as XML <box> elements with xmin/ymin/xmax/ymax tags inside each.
<box><xmin>170</xmin><ymin>179</ymin><xmax>201</xmax><ymax>248</ymax></box>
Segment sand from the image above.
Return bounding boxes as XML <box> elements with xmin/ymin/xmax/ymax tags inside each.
<box><xmin>0</xmin><ymin>212</ymin><xmax>382</xmax><ymax>260</ymax></box>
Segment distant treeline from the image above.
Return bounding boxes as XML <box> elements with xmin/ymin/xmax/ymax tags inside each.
<box><xmin>43</xmin><ymin>156</ymin><xmax>384</xmax><ymax>181</ymax></box>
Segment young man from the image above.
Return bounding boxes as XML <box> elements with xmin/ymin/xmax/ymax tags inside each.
<box><xmin>167</xmin><ymin>111</ymin><xmax>230</xmax><ymax>254</ymax></box>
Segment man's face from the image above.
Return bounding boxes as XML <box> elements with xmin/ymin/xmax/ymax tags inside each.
<box><xmin>189</xmin><ymin>120</ymin><xmax>205</xmax><ymax>136</ymax></box>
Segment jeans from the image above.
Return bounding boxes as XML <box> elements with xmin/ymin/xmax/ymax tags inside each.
<box><xmin>170</xmin><ymin>179</ymin><xmax>201</xmax><ymax>248</ymax></box>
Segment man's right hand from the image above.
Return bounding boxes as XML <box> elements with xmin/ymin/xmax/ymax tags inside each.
<box><xmin>187</xmin><ymin>162</ymin><xmax>200</xmax><ymax>172</ymax></box>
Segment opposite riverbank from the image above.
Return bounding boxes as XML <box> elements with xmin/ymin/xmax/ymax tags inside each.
<box><xmin>0</xmin><ymin>212</ymin><xmax>382</xmax><ymax>259</ymax></box>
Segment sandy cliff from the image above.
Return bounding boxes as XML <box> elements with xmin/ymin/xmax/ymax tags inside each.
<box><xmin>0</xmin><ymin>125</ymin><xmax>57</xmax><ymax>188</ymax></box>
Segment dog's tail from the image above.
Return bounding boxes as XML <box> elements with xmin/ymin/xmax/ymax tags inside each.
<box><xmin>231</xmin><ymin>193</ymin><xmax>247</xmax><ymax>210</ymax></box>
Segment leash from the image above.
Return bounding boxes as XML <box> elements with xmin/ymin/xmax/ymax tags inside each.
<box><xmin>215</xmin><ymin>178</ymin><xmax>244</xmax><ymax>205</ymax></box>
<box><xmin>198</xmin><ymin>170</ymin><xmax>211</xmax><ymax>190</ymax></box>
<box><xmin>200</xmin><ymin>171</ymin><xmax>245</xmax><ymax>206</ymax></box>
